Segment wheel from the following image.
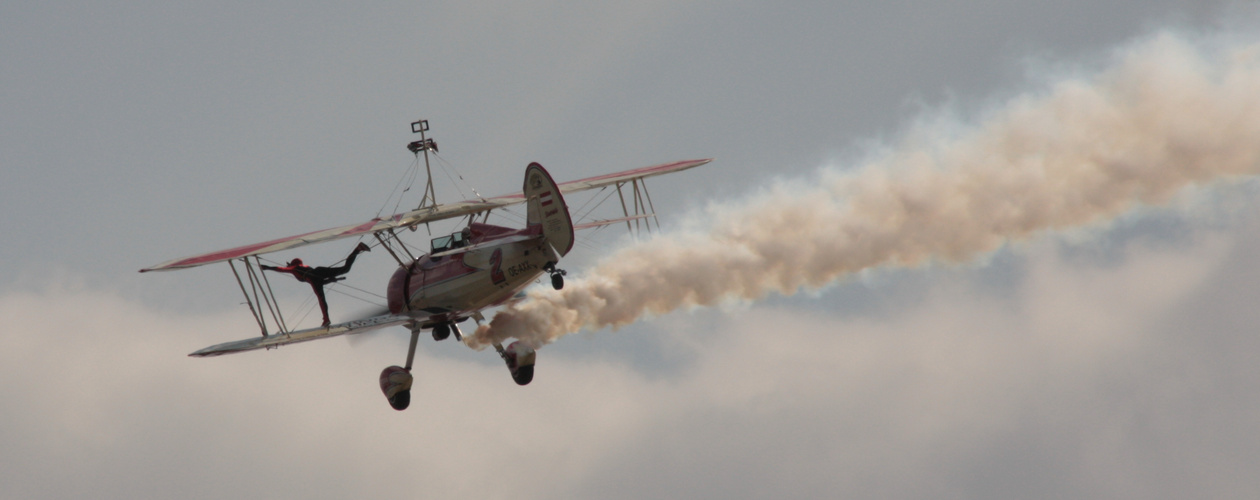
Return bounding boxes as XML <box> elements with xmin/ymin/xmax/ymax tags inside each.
<box><xmin>379</xmin><ymin>366</ymin><xmax>414</xmax><ymax>411</ymax></box>
<box><xmin>551</xmin><ymin>273</ymin><xmax>564</xmax><ymax>290</ymax></box>
<box><xmin>432</xmin><ymin>323</ymin><xmax>451</xmax><ymax>341</ymax></box>
<box><xmin>512</xmin><ymin>365</ymin><xmax>535</xmax><ymax>385</ymax></box>
<box><xmin>388</xmin><ymin>390</ymin><xmax>411</xmax><ymax>410</ymax></box>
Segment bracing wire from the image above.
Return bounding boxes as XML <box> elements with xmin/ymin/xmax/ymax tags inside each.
<box><xmin>490</xmin><ymin>206</ymin><xmax>528</xmax><ymax>225</ymax></box>
<box><xmin>432</xmin><ymin>157</ymin><xmax>468</xmax><ymax>201</ymax></box>
<box><xmin>290</xmin><ymin>294</ymin><xmax>316</xmax><ymax>327</ymax></box>
<box><xmin>378</xmin><ymin>156</ymin><xmax>422</xmax><ymax>218</ymax></box>
<box><xmin>432</xmin><ymin>153</ymin><xmax>486</xmax><ymax>201</ymax></box>
<box><xmin>428</xmin><ymin>151</ymin><xmax>473</xmax><ymax>200</ymax></box>
<box><xmin>333</xmin><ymin>282</ymin><xmax>386</xmax><ymax>300</ymax></box>
<box><xmin>574</xmin><ymin>187</ymin><xmax>620</xmax><ymax>223</ymax></box>
<box><xmin>569</xmin><ymin>186</ymin><xmax>608</xmax><ymax>219</ymax></box>
<box><xmin>327</xmin><ymin>284</ymin><xmax>387</xmax><ymax>307</ymax></box>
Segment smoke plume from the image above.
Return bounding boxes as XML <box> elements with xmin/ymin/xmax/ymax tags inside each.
<box><xmin>469</xmin><ymin>32</ymin><xmax>1260</xmax><ymax>349</ymax></box>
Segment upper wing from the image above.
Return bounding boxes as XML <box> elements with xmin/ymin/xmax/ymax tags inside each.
<box><xmin>140</xmin><ymin>198</ymin><xmax>519</xmax><ymax>272</ymax></box>
<box><xmin>189</xmin><ymin>313</ymin><xmax>417</xmax><ymax>357</ymax></box>
<box><xmin>553</xmin><ymin>158</ymin><xmax>712</xmax><ymax>194</ymax></box>
<box><xmin>141</xmin><ymin>159</ymin><xmax>712</xmax><ymax>272</ymax></box>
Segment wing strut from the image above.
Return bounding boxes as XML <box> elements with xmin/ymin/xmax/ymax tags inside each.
<box><xmin>614</xmin><ymin>177</ymin><xmax>661</xmax><ymax>236</ymax></box>
<box><xmin>374</xmin><ymin>230</ymin><xmax>418</xmax><ymax>268</ymax></box>
<box><xmin>227</xmin><ymin>257</ymin><xmax>290</xmax><ymax>337</ymax></box>
<box><xmin>251</xmin><ymin>256</ymin><xmax>289</xmax><ymax>333</ymax></box>
<box><xmin>640</xmin><ymin>179</ymin><xmax>660</xmax><ymax>231</ymax></box>
<box><xmin>228</xmin><ymin>259</ymin><xmax>267</xmax><ymax>337</ymax></box>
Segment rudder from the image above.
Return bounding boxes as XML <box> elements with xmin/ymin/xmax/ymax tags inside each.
<box><xmin>523</xmin><ymin>162</ymin><xmax>574</xmax><ymax>257</ymax></box>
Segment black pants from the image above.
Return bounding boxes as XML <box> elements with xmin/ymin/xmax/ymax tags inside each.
<box><xmin>305</xmin><ymin>249</ymin><xmax>363</xmax><ymax>326</ymax></box>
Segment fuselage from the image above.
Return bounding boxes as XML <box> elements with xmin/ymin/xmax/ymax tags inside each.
<box><xmin>386</xmin><ymin>222</ymin><xmax>558</xmax><ymax>323</ymax></box>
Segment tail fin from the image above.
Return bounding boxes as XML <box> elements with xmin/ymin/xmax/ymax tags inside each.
<box><xmin>524</xmin><ymin>162</ymin><xmax>574</xmax><ymax>257</ymax></box>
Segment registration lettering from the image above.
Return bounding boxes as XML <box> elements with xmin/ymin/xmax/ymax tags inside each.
<box><xmin>506</xmin><ymin>261</ymin><xmax>538</xmax><ymax>278</ymax></box>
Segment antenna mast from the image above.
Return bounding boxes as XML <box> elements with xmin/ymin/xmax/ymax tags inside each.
<box><xmin>406</xmin><ymin>119</ymin><xmax>439</xmax><ymax>209</ymax></box>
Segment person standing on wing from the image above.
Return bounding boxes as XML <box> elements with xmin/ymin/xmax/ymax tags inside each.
<box><xmin>263</xmin><ymin>242</ymin><xmax>371</xmax><ymax>327</ymax></box>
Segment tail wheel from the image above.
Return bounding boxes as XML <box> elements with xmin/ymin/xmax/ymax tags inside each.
<box><xmin>544</xmin><ymin>262</ymin><xmax>567</xmax><ymax>290</ymax></box>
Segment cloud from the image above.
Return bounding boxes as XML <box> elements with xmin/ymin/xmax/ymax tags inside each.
<box><xmin>559</xmin><ymin>228</ymin><xmax>1260</xmax><ymax>499</ymax></box>
<box><xmin>4</xmin><ymin>217</ymin><xmax>1259</xmax><ymax>499</ymax></box>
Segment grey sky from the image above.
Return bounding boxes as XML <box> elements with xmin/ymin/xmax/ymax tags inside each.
<box><xmin>2</xmin><ymin>1</ymin><xmax>1258</xmax><ymax>499</ymax></box>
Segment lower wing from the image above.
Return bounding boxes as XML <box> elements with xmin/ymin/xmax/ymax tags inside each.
<box><xmin>189</xmin><ymin>313</ymin><xmax>419</xmax><ymax>357</ymax></box>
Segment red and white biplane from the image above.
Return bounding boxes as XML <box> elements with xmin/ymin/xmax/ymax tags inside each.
<box><xmin>141</xmin><ymin>119</ymin><xmax>710</xmax><ymax>410</ymax></box>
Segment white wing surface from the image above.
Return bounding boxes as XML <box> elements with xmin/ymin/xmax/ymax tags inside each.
<box><xmin>189</xmin><ymin>314</ymin><xmax>416</xmax><ymax>357</ymax></box>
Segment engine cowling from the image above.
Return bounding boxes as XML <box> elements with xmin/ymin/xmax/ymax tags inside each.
<box><xmin>379</xmin><ymin>365</ymin><xmax>414</xmax><ymax>411</ymax></box>
<box><xmin>503</xmin><ymin>341</ymin><xmax>536</xmax><ymax>386</ymax></box>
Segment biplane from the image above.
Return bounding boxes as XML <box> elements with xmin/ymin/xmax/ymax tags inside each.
<box><xmin>140</xmin><ymin>119</ymin><xmax>710</xmax><ymax>410</ymax></box>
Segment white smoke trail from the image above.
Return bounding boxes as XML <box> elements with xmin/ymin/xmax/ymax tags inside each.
<box><xmin>468</xmin><ymin>32</ymin><xmax>1260</xmax><ymax>349</ymax></box>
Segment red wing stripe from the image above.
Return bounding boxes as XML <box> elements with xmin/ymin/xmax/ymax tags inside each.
<box><xmin>557</xmin><ymin>159</ymin><xmax>710</xmax><ymax>186</ymax></box>
<box><xmin>144</xmin><ymin>219</ymin><xmax>384</xmax><ymax>270</ymax></box>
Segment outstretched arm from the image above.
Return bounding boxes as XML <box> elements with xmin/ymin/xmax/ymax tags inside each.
<box><xmin>262</xmin><ymin>264</ymin><xmax>306</xmax><ymax>279</ymax></box>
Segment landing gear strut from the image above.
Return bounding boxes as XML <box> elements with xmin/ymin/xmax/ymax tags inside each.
<box><xmin>544</xmin><ymin>262</ymin><xmax>567</xmax><ymax>290</ymax></box>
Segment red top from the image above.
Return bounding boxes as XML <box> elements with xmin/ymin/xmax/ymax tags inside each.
<box><xmin>269</xmin><ymin>263</ymin><xmax>316</xmax><ymax>283</ymax></box>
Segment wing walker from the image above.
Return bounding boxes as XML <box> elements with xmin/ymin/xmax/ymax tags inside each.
<box><xmin>141</xmin><ymin>119</ymin><xmax>710</xmax><ymax>410</ymax></box>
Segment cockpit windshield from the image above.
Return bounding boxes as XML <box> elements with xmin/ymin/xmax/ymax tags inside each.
<box><xmin>430</xmin><ymin>230</ymin><xmax>470</xmax><ymax>254</ymax></box>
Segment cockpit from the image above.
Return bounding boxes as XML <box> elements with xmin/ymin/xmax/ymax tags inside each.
<box><xmin>430</xmin><ymin>228</ymin><xmax>472</xmax><ymax>254</ymax></box>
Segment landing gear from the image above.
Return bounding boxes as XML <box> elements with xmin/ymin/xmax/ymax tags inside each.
<box><xmin>543</xmin><ymin>262</ymin><xmax>567</xmax><ymax>290</ymax></box>
<box><xmin>381</xmin><ymin>323</ymin><xmax>422</xmax><ymax>411</ymax></box>
<box><xmin>495</xmin><ymin>341</ymin><xmax>537</xmax><ymax>385</ymax></box>
<box><xmin>379</xmin><ymin>366</ymin><xmax>412</xmax><ymax>411</ymax></box>
<box><xmin>430</xmin><ymin>321</ymin><xmax>463</xmax><ymax>341</ymax></box>
<box><xmin>381</xmin><ymin>320</ymin><xmax>467</xmax><ymax>410</ymax></box>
